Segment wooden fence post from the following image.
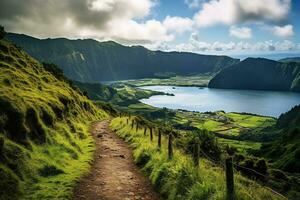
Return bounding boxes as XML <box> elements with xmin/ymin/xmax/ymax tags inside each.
<box><xmin>136</xmin><ymin>123</ymin><xmax>139</xmax><ymax>132</ymax></box>
<box><xmin>168</xmin><ymin>133</ymin><xmax>173</xmax><ymax>159</ymax></box>
<box><xmin>226</xmin><ymin>157</ymin><xmax>234</xmax><ymax>200</ymax></box>
<box><xmin>150</xmin><ymin>127</ymin><xmax>153</xmax><ymax>142</ymax></box>
<box><xmin>158</xmin><ymin>129</ymin><xmax>162</xmax><ymax>149</ymax></box>
<box><xmin>144</xmin><ymin>127</ymin><xmax>147</xmax><ymax>135</ymax></box>
<box><xmin>193</xmin><ymin>138</ymin><xmax>200</xmax><ymax>167</ymax></box>
<box><xmin>0</xmin><ymin>137</ymin><xmax>4</xmax><ymax>154</ymax></box>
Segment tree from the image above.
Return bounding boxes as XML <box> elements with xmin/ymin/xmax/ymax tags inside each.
<box><xmin>0</xmin><ymin>25</ymin><xmax>6</xmax><ymax>39</ymax></box>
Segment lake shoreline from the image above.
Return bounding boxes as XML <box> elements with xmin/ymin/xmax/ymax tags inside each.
<box><xmin>138</xmin><ymin>85</ymin><xmax>300</xmax><ymax>117</ymax></box>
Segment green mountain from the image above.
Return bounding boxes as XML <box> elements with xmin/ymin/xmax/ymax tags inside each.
<box><xmin>6</xmin><ymin>33</ymin><xmax>239</xmax><ymax>82</ymax></box>
<box><xmin>0</xmin><ymin>37</ymin><xmax>108</xmax><ymax>199</ymax></box>
<box><xmin>279</xmin><ymin>57</ymin><xmax>300</xmax><ymax>63</ymax></box>
<box><xmin>208</xmin><ymin>58</ymin><xmax>300</xmax><ymax>92</ymax></box>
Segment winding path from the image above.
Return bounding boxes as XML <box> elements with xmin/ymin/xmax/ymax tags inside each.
<box><xmin>73</xmin><ymin>120</ymin><xmax>161</xmax><ymax>200</ymax></box>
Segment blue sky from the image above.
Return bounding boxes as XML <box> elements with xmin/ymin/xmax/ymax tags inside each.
<box><xmin>0</xmin><ymin>0</ymin><xmax>299</xmax><ymax>56</ymax></box>
<box><xmin>148</xmin><ymin>0</ymin><xmax>300</xmax><ymax>56</ymax></box>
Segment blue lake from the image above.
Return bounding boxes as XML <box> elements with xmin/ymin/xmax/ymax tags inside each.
<box><xmin>139</xmin><ymin>86</ymin><xmax>300</xmax><ymax>117</ymax></box>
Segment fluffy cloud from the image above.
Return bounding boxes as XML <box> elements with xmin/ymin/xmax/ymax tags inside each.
<box><xmin>163</xmin><ymin>16</ymin><xmax>194</xmax><ymax>34</ymax></box>
<box><xmin>272</xmin><ymin>25</ymin><xmax>294</xmax><ymax>38</ymax></box>
<box><xmin>229</xmin><ymin>26</ymin><xmax>252</xmax><ymax>39</ymax></box>
<box><xmin>194</xmin><ymin>0</ymin><xmax>291</xmax><ymax>27</ymax></box>
<box><xmin>174</xmin><ymin>32</ymin><xmax>299</xmax><ymax>53</ymax></box>
<box><xmin>0</xmin><ymin>0</ymin><xmax>173</xmax><ymax>44</ymax></box>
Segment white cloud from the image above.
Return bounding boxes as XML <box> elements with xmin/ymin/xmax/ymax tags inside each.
<box><xmin>272</xmin><ymin>25</ymin><xmax>294</xmax><ymax>38</ymax></box>
<box><xmin>173</xmin><ymin>32</ymin><xmax>299</xmax><ymax>53</ymax></box>
<box><xmin>0</xmin><ymin>0</ymin><xmax>173</xmax><ymax>44</ymax></box>
<box><xmin>184</xmin><ymin>0</ymin><xmax>203</xmax><ymax>9</ymax></box>
<box><xmin>163</xmin><ymin>16</ymin><xmax>194</xmax><ymax>34</ymax></box>
<box><xmin>229</xmin><ymin>26</ymin><xmax>252</xmax><ymax>39</ymax></box>
<box><xmin>194</xmin><ymin>0</ymin><xmax>291</xmax><ymax>27</ymax></box>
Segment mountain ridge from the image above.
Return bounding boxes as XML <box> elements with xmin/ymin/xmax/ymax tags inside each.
<box><xmin>208</xmin><ymin>57</ymin><xmax>300</xmax><ymax>92</ymax></box>
<box><xmin>6</xmin><ymin>33</ymin><xmax>239</xmax><ymax>82</ymax></box>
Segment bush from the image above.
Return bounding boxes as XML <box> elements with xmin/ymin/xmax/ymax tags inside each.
<box><xmin>0</xmin><ymin>26</ymin><xmax>5</xmax><ymax>39</ymax></box>
<box><xmin>38</xmin><ymin>165</ymin><xmax>64</xmax><ymax>177</ymax></box>
<box><xmin>135</xmin><ymin>149</ymin><xmax>151</xmax><ymax>166</ymax></box>
<box><xmin>255</xmin><ymin>159</ymin><xmax>268</xmax><ymax>174</ymax></box>
<box><xmin>42</xmin><ymin>62</ymin><xmax>64</xmax><ymax>80</ymax></box>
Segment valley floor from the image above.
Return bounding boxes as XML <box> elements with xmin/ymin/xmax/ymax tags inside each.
<box><xmin>73</xmin><ymin>120</ymin><xmax>161</xmax><ymax>200</ymax></box>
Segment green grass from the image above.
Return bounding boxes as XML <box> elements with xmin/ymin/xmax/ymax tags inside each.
<box><xmin>175</xmin><ymin>111</ymin><xmax>276</xmax><ymax>137</ymax></box>
<box><xmin>226</xmin><ymin>113</ymin><xmax>275</xmax><ymax>128</ymax></box>
<box><xmin>0</xmin><ymin>38</ymin><xmax>107</xmax><ymax>199</ymax></box>
<box><xmin>218</xmin><ymin>138</ymin><xmax>262</xmax><ymax>153</ymax></box>
<box><xmin>114</xmin><ymin>74</ymin><xmax>213</xmax><ymax>87</ymax></box>
<box><xmin>110</xmin><ymin>117</ymin><xmax>285</xmax><ymax>200</ymax></box>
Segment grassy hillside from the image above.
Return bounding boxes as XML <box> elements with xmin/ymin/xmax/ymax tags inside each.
<box><xmin>260</xmin><ymin>105</ymin><xmax>300</xmax><ymax>173</ymax></box>
<box><xmin>0</xmin><ymin>38</ymin><xmax>107</xmax><ymax>199</ymax></box>
<box><xmin>115</xmin><ymin>74</ymin><xmax>213</xmax><ymax>87</ymax></box>
<box><xmin>74</xmin><ymin>81</ymin><xmax>168</xmax><ymax>106</ymax></box>
<box><xmin>110</xmin><ymin>117</ymin><xmax>285</xmax><ymax>200</ymax></box>
<box><xmin>6</xmin><ymin>33</ymin><xmax>239</xmax><ymax>82</ymax></box>
<box><xmin>208</xmin><ymin>58</ymin><xmax>300</xmax><ymax>92</ymax></box>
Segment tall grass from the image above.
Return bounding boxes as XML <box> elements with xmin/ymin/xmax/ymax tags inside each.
<box><xmin>0</xmin><ymin>38</ymin><xmax>108</xmax><ymax>199</ymax></box>
<box><xmin>111</xmin><ymin>117</ymin><xmax>285</xmax><ymax>200</ymax></box>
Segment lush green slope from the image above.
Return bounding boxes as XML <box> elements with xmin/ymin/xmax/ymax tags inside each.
<box><xmin>6</xmin><ymin>33</ymin><xmax>239</xmax><ymax>82</ymax></box>
<box><xmin>110</xmin><ymin>117</ymin><xmax>285</xmax><ymax>200</ymax></box>
<box><xmin>260</xmin><ymin>105</ymin><xmax>300</xmax><ymax>173</ymax></box>
<box><xmin>0</xmin><ymin>38</ymin><xmax>107</xmax><ymax>199</ymax></box>
<box><xmin>208</xmin><ymin>58</ymin><xmax>300</xmax><ymax>92</ymax></box>
<box><xmin>74</xmin><ymin>81</ymin><xmax>168</xmax><ymax>106</ymax></box>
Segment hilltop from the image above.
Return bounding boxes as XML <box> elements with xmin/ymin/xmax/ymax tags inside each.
<box><xmin>6</xmin><ymin>33</ymin><xmax>239</xmax><ymax>82</ymax></box>
<box><xmin>208</xmin><ymin>58</ymin><xmax>300</xmax><ymax>92</ymax></box>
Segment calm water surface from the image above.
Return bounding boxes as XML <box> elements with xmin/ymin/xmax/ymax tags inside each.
<box><xmin>140</xmin><ymin>86</ymin><xmax>300</xmax><ymax>117</ymax></box>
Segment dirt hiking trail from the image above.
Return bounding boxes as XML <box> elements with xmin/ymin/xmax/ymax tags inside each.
<box><xmin>73</xmin><ymin>120</ymin><xmax>161</xmax><ymax>200</ymax></box>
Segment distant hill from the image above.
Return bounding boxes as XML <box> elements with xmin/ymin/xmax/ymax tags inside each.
<box><xmin>208</xmin><ymin>58</ymin><xmax>300</xmax><ymax>92</ymax></box>
<box><xmin>74</xmin><ymin>81</ymin><xmax>167</xmax><ymax>106</ymax></box>
<box><xmin>279</xmin><ymin>57</ymin><xmax>300</xmax><ymax>63</ymax></box>
<box><xmin>6</xmin><ymin>33</ymin><xmax>239</xmax><ymax>82</ymax></box>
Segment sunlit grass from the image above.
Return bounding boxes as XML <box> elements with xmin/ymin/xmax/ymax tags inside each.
<box><xmin>111</xmin><ymin>117</ymin><xmax>285</xmax><ymax>200</ymax></box>
<box><xmin>0</xmin><ymin>38</ymin><xmax>108</xmax><ymax>199</ymax></box>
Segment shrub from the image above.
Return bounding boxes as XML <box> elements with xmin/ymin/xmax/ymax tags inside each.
<box><xmin>135</xmin><ymin>149</ymin><xmax>151</xmax><ymax>166</ymax></box>
<box><xmin>38</xmin><ymin>165</ymin><xmax>64</xmax><ymax>177</ymax></box>
<box><xmin>255</xmin><ymin>159</ymin><xmax>268</xmax><ymax>175</ymax></box>
<box><xmin>42</xmin><ymin>62</ymin><xmax>64</xmax><ymax>80</ymax></box>
<box><xmin>0</xmin><ymin>26</ymin><xmax>5</xmax><ymax>39</ymax></box>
